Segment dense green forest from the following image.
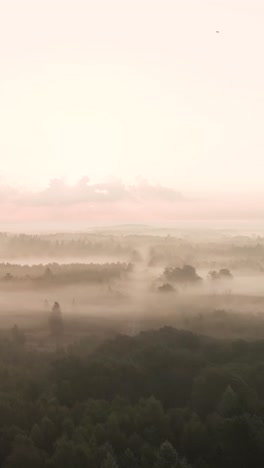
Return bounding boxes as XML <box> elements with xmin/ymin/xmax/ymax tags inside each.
<box><xmin>1</xmin><ymin>326</ymin><xmax>264</xmax><ymax>467</ymax></box>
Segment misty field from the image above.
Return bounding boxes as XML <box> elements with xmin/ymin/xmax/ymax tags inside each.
<box><xmin>1</xmin><ymin>228</ymin><xmax>264</xmax><ymax>344</ymax></box>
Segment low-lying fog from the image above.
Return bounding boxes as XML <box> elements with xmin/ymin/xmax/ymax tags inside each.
<box><xmin>1</xmin><ymin>228</ymin><xmax>264</xmax><ymax>343</ymax></box>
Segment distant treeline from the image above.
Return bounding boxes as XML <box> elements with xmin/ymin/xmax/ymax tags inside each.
<box><xmin>148</xmin><ymin>243</ymin><xmax>264</xmax><ymax>271</ymax></box>
<box><xmin>0</xmin><ymin>233</ymin><xmax>133</xmax><ymax>259</ymax></box>
<box><xmin>1</xmin><ymin>232</ymin><xmax>264</xmax><ymax>271</ymax></box>
<box><xmin>0</xmin><ymin>262</ymin><xmax>132</xmax><ymax>285</ymax></box>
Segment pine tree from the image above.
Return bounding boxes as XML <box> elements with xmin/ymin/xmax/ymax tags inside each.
<box><xmin>155</xmin><ymin>441</ymin><xmax>179</xmax><ymax>468</ymax></box>
<box><xmin>178</xmin><ymin>458</ymin><xmax>193</xmax><ymax>468</ymax></box>
<box><xmin>101</xmin><ymin>452</ymin><xmax>119</xmax><ymax>468</ymax></box>
<box><xmin>121</xmin><ymin>448</ymin><xmax>138</xmax><ymax>468</ymax></box>
<box><xmin>11</xmin><ymin>324</ymin><xmax>26</xmax><ymax>346</ymax></box>
<box><xmin>30</xmin><ymin>424</ymin><xmax>43</xmax><ymax>449</ymax></box>
<box><xmin>218</xmin><ymin>384</ymin><xmax>238</xmax><ymax>417</ymax></box>
<box><xmin>49</xmin><ymin>302</ymin><xmax>64</xmax><ymax>349</ymax></box>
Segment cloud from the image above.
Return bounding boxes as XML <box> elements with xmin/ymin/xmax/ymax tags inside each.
<box><xmin>0</xmin><ymin>178</ymin><xmax>184</xmax><ymax>207</ymax></box>
<box><xmin>1</xmin><ymin>179</ymin><xmax>264</xmax><ymax>227</ymax></box>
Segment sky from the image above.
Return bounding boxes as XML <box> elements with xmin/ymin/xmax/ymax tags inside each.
<box><xmin>0</xmin><ymin>0</ymin><xmax>264</xmax><ymax>226</ymax></box>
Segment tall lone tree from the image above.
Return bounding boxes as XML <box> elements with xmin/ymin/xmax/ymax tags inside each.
<box><xmin>11</xmin><ymin>324</ymin><xmax>26</xmax><ymax>347</ymax></box>
<box><xmin>49</xmin><ymin>302</ymin><xmax>64</xmax><ymax>349</ymax></box>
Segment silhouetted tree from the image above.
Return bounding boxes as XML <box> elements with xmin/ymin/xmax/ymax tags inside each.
<box><xmin>44</xmin><ymin>267</ymin><xmax>53</xmax><ymax>279</ymax></box>
<box><xmin>164</xmin><ymin>265</ymin><xmax>201</xmax><ymax>284</ymax></box>
<box><xmin>158</xmin><ymin>283</ymin><xmax>175</xmax><ymax>293</ymax></box>
<box><xmin>49</xmin><ymin>302</ymin><xmax>64</xmax><ymax>349</ymax></box>
<box><xmin>208</xmin><ymin>269</ymin><xmax>233</xmax><ymax>281</ymax></box>
<box><xmin>219</xmin><ymin>268</ymin><xmax>233</xmax><ymax>279</ymax></box>
<box><xmin>11</xmin><ymin>325</ymin><xmax>26</xmax><ymax>346</ymax></box>
<box><xmin>218</xmin><ymin>385</ymin><xmax>239</xmax><ymax>417</ymax></box>
<box><xmin>3</xmin><ymin>273</ymin><xmax>14</xmax><ymax>282</ymax></box>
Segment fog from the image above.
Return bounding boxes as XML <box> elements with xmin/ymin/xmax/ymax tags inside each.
<box><xmin>1</xmin><ymin>227</ymin><xmax>264</xmax><ymax>345</ymax></box>
<box><xmin>1</xmin><ymin>0</ymin><xmax>264</xmax><ymax>464</ymax></box>
<box><xmin>2</xmin><ymin>226</ymin><xmax>264</xmax><ymax>466</ymax></box>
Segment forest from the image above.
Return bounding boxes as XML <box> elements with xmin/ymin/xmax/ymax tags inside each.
<box><xmin>1</xmin><ymin>325</ymin><xmax>264</xmax><ymax>467</ymax></box>
<box><xmin>0</xmin><ymin>228</ymin><xmax>264</xmax><ymax>467</ymax></box>
<box><xmin>1</xmin><ymin>0</ymin><xmax>262</xmax><ymax>465</ymax></box>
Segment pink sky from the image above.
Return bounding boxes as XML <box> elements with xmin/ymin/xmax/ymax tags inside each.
<box><xmin>0</xmin><ymin>184</ymin><xmax>263</xmax><ymax>226</ymax></box>
<box><xmin>1</xmin><ymin>0</ymin><xmax>264</xmax><ymax>195</ymax></box>
<box><xmin>0</xmin><ymin>0</ymin><xmax>264</xmax><ymax>228</ymax></box>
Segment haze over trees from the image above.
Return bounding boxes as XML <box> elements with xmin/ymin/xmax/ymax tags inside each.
<box><xmin>0</xmin><ymin>227</ymin><xmax>263</xmax><ymax>467</ymax></box>
<box><xmin>208</xmin><ymin>269</ymin><xmax>233</xmax><ymax>281</ymax></box>
<box><xmin>163</xmin><ymin>265</ymin><xmax>202</xmax><ymax>284</ymax></box>
<box><xmin>1</xmin><ymin>0</ymin><xmax>264</xmax><ymax>464</ymax></box>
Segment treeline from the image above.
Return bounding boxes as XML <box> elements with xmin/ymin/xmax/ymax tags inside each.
<box><xmin>0</xmin><ymin>234</ymin><xmax>132</xmax><ymax>260</ymax></box>
<box><xmin>0</xmin><ymin>262</ymin><xmax>132</xmax><ymax>285</ymax></box>
<box><xmin>1</xmin><ymin>232</ymin><xmax>264</xmax><ymax>272</ymax></box>
<box><xmin>148</xmin><ymin>241</ymin><xmax>264</xmax><ymax>271</ymax></box>
<box><xmin>1</xmin><ymin>327</ymin><xmax>264</xmax><ymax>466</ymax></box>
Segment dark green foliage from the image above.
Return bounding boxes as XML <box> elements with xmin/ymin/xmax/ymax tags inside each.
<box><xmin>3</xmin><ymin>435</ymin><xmax>46</xmax><ymax>468</ymax></box>
<box><xmin>102</xmin><ymin>451</ymin><xmax>119</xmax><ymax>468</ymax></box>
<box><xmin>2</xmin><ymin>326</ymin><xmax>264</xmax><ymax>467</ymax></box>
<box><xmin>51</xmin><ymin>438</ymin><xmax>89</xmax><ymax>468</ymax></box>
<box><xmin>121</xmin><ymin>448</ymin><xmax>138</xmax><ymax>468</ymax></box>
<box><xmin>217</xmin><ymin>385</ymin><xmax>239</xmax><ymax>417</ymax></box>
<box><xmin>30</xmin><ymin>424</ymin><xmax>43</xmax><ymax>448</ymax></box>
<box><xmin>155</xmin><ymin>441</ymin><xmax>179</xmax><ymax>468</ymax></box>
